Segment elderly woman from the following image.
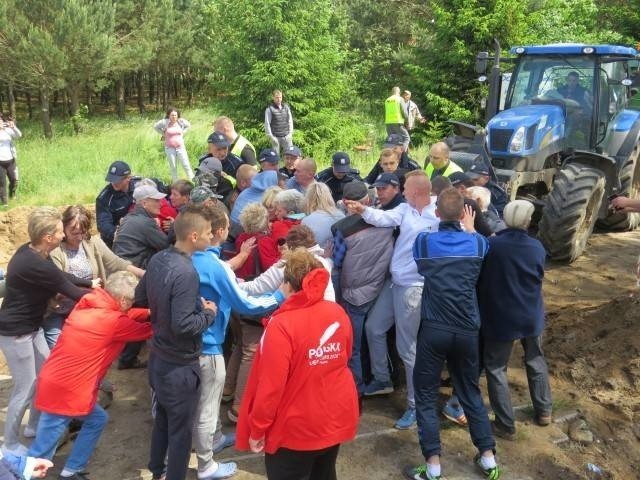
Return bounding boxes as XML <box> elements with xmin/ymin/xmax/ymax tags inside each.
<box><xmin>235</xmin><ymin>203</ymin><xmax>279</xmax><ymax>279</ymax></box>
<box><xmin>153</xmin><ymin>107</ymin><xmax>193</xmax><ymax>181</ymax></box>
<box><xmin>301</xmin><ymin>182</ymin><xmax>345</xmax><ymax>247</ymax></box>
<box><xmin>28</xmin><ymin>272</ymin><xmax>152</xmax><ymax>480</ymax></box>
<box><xmin>236</xmin><ymin>248</ymin><xmax>358</xmax><ymax>480</ymax></box>
<box><xmin>262</xmin><ymin>186</ymin><xmax>283</xmax><ymax>223</ymax></box>
<box><xmin>45</xmin><ymin>205</ymin><xmax>145</xmax><ymax>348</ymax></box>
<box><xmin>0</xmin><ymin>207</ymin><xmax>93</xmax><ymax>455</ymax></box>
<box><xmin>270</xmin><ymin>189</ymin><xmax>305</xmax><ymax>242</ymax></box>
<box><xmin>225</xmin><ymin>225</ymin><xmax>335</xmax><ymax>423</ymax></box>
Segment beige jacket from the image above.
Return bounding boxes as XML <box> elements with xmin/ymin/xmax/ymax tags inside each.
<box><xmin>50</xmin><ymin>236</ymin><xmax>131</xmax><ymax>282</ymax></box>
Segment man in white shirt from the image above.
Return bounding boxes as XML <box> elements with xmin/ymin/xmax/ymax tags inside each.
<box><xmin>344</xmin><ymin>170</ymin><xmax>439</xmax><ymax>430</ymax></box>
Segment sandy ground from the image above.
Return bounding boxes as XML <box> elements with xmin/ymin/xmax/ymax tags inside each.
<box><xmin>1</xmin><ymin>206</ymin><xmax>639</xmax><ymax>479</ymax></box>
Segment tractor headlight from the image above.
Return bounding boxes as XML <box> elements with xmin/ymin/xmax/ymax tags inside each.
<box><xmin>509</xmin><ymin>126</ymin><xmax>526</xmax><ymax>153</ymax></box>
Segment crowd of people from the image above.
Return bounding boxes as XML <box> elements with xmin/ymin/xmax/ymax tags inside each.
<box><xmin>0</xmin><ymin>100</ymin><xmax>560</xmax><ymax>480</ymax></box>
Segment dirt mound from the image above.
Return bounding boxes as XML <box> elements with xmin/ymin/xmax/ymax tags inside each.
<box><xmin>546</xmin><ymin>295</ymin><xmax>640</xmax><ymax>420</ymax></box>
<box><xmin>0</xmin><ymin>206</ymin><xmax>36</xmax><ymax>265</ymax></box>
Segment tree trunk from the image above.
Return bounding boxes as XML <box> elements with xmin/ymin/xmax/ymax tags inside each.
<box><xmin>137</xmin><ymin>71</ymin><xmax>145</xmax><ymax>115</ymax></box>
<box><xmin>68</xmin><ymin>84</ymin><xmax>80</xmax><ymax>117</ymax></box>
<box><xmin>115</xmin><ymin>76</ymin><xmax>125</xmax><ymax>120</ymax></box>
<box><xmin>155</xmin><ymin>68</ymin><xmax>160</xmax><ymax>111</ymax></box>
<box><xmin>86</xmin><ymin>85</ymin><xmax>93</xmax><ymax>115</ymax></box>
<box><xmin>7</xmin><ymin>84</ymin><xmax>16</xmax><ymax>119</ymax></box>
<box><xmin>162</xmin><ymin>76</ymin><xmax>169</xmax><ymax>111</ymax></box>
<box><xmin>26</xmin><ymin>92</ymin><xmax>33</xmax><ymax>120</ymax></box>
<box><xmin>61</xmin><ymin>90</ymin><xmax>69</xmax><ymax>119</ymax></box>
<box><xmin>173</xmin><ymin>75</ymin><xmax>178</xmax><ymax>99</ymax></box>
<box><xmin>40</xmin><ymin>88</ymin><xmax>53</xmax><ymax>139</ymax></box>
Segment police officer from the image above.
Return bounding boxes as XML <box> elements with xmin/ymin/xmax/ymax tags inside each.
<box><xmin>96</xmin><ymin>160</ymin><xmax>133</xmax><ymax>249</ymax></box>
<box><xmin>317</xmin><ymin>152</ymin><xmax>363</xmax><ymax>203</ymax></box>
<box><xmin>424</xmin><ymin>142</ymin><xmax>462</xmax><ymax>180</ymax></box>
<box><xmin>213</xmin><ymin>116</ymin><xmax>257</xmax><ymax>166</ymax></box>
<box><xmin>364</xmin><ymin>134</ymin><xmax>420</xmax><ymax>185</ymax></box>
<box><xmin>467</xmin><ymin>161</ymin><xmax>508</xmax><ymax>217</ymax></box>
<box><xmin>197</xmin><ymin>132</ymin><xmax>244</xmax><ymax>181</ymax></box>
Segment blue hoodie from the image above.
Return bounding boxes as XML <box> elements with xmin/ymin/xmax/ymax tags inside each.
<box><xmin>230</xmin><ymin>170</ymin><xmax>279</xmax><ymax>225</ymax></box>
<box><xmin>192</xmin><ymin>246</ymin><xmax>284</xmax><ymax>355</ymax></box>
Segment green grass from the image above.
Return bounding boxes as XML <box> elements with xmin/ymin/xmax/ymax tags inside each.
<box><xmin>7</xmin><ymin>107</ymin><xmax>430</xmax><ymax>208</ymax></box>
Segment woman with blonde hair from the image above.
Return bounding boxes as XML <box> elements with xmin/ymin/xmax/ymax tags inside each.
<box><xmin>261</xmin><ymin>186</ymin><xmax>284</xmax><ymax>223</ymax></box>
<box><xmin>301</xmin><ymin>182</ymin><xmax>345</xmax><ymax>247</ymax></box>
<box><xmin>0</xmin><ymin>207</ymin><xmax>94</xmax><ymax>455</ymax></box>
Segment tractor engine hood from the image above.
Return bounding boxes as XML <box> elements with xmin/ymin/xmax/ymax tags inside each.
<box><xmin>487</xmin><ymin>104</ymin><xmax>565</xmax><ymax>157</ymax></box>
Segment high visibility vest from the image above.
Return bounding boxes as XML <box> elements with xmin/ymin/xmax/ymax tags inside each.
<box><xmin>231</xmin><ymin>135</ymin><xmax>255</xmax><ymax>159</ymax></box>
<box><xmin>425</xmin><ymin>161</ymin><xmax>463</xmax><ymax>179</ymax></box>
<box><xmin>385</xmin><ymin>95</ymin><xmax>404</xmax><ymax>125</ymax></box>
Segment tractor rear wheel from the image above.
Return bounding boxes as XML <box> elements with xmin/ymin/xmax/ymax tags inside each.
<box><xmin>539</xmin><ymin>163</ymin><xmax>605</xmax><ymax>262</ymax></box>
<box><xmin>597</xmin><ymin>143</ymin><xmax>640</xmax><ymax>230</ymax></box>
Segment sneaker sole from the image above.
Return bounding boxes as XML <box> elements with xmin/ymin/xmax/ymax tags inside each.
<box><xmin>363</xmin><ymin>387</ymin><xmax>394</xmax><ymax>396</ymax></box>
<box><xmin>442</xmin><ymin>411</ymin><xmax>468</xmax><ymax>427</ymax></box>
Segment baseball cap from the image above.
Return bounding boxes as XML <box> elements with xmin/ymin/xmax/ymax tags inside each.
<box><xmin>133</xmin><ymin>184</ymin><xmax>166</xmax><ymax>201</ymax></box>
<box><xmin>342</xmin><ymin>181</ymin><xmax>368</xmax><ymax>201</ymax></box>
<box><xmin>383</xmin><ymin>134</ymin><xmax>404</xmax><ymax>148</ymax></box>
<box><xmin>207</xmin><ymin>132</ymin><xmax>230</xmax><ymax>147</ymax></box>
<box><xmin>198</xmin><ymin>156</ymin><xmax>223</xmax><ymax>174</ymax></box>
<box><xmin>105</xmin><ymin>160</ymin><xmax>131</xmax><ymax>183</ymax></box>
<box><xmin>372</xmin><ymin>172</ymin><xmax>400</xmax><ymax>188</ymax></box>
<box><xmin>190</xmin><ymin>186</ymin><xmax>223</xmax><ymax>204</ymax></box>
<box><xmin>259</xmin><ymin>148</ymin><xmax>280</xmax><ymax>164</ymax></box>
<box><xmin>332</xmin><ymin>152</ymin><xmax>351</xmax><ymax>173</ymax></box>
<box><xmin>467</xmin><ymin>161</ymin><xmax>490</xmax><ymax>179</ymax></box>
<box><xmin>448</xmin><ymin>171</ymin><xmax>473</xmax><ymax>187</ymax></box>
<box><xmin>194</xmin><ymin>172</ymin><xmax>219</xmax><ymax>191</ymax></box>
<box><xmin>284</xmin><ymin>145</ymin><xmax>302</xmax><ymax>157</ymax></box>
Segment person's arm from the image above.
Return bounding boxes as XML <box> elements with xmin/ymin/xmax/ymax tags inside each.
<box><xmin>95</xmin><ymin>196</ymin><xmax>117</xmax><ymax>247</ymax></box>
<box><xmin>202</xmin><ymin>259</ymin><xmax>283</xmax><ymax>316</ymax></box>
<box><xmin>414</xmin><ymin>102</ymin><xmax>426</xmax><ymax>123</ymax></box>
<box><xmin>7</xmin><ymin>122</ymin><xmax>22</xmax><ymax>139</ymax></box>
<box><xmin>257</xmin><ymin>237</ymin><xmax>280</xmax><ymax>270</ymax></box>
<box><xmin>264</xmin><ymin>107</ymin><xmax>274</xmax><ymax>137</ymax></box>
<box><xmin>226</xmin><ymin>237</ymin><xmax>256</xmax><ymax>271</ymax></box>
<box><xmin>355</xmin><ymin>203</ymin><xmax>405</xmax><ymax>228</ymax></box>
<box><xmin>242</xmin><ymin>145</ymin><xmax>257</xmax><ymax>165</ymax></box>
<box><xmin>180</xmin><ymin>118</ymin><xmax>190</xmax><ymax>134</ymax></box>
<box><xmin>93</xmin><ymin>237</ymin><xmax>133</xmax><ymax>275</ymax></box>
<box><xmin>248</xmin><ymin>320</ymin><xmax>292</xmax><ymax>444</ymax></box>
<box><xmin>133</xmin><ymin>272</ymin><xmax>148</xmax><ymax>307</ymax></box>
<box><xmin>331</xmin><ymin>230</ymin><xmax>347</xmax><ymax>268</ymax></box>
<box><xmin>170</xmin><ymin>270</ymin><xmax>215</xmax><ymax>336</ymax></box>
<box><xmin>287</xmin><ymin>105</ymin><xmax>294</xmax><ymax>135</ymax></box>
<box><xmin>153</xmin><ymin>119</ymin><xmax>166</xmax><ymax>135</ymax></box>
<box><xmin>239</xmin><ymin>263</ymin><xmax>283</xmax><ymax>295</ymax></box>
<box><xmin>461</xmin><ymin>204</ymin><xmax>476</xmax><ymax>233</ymax></box>
<box><xmin>111</xmin><ymin>313</ymin><xmax>153</xmax><ymax>342</ymax></box>
<box><xmin>29</xmin><ymin>258</ymin><xmax>88</xmax><ymax>300</ymax></box>
<box><xmin>611</xmin><ymin>196</ymin><xmax>640</xmax><ymax>213</ymax></box>
<box><xmin>142</xmin><ymin>221</ymin><xmax>170</xmax><ymax>252</ymax></box>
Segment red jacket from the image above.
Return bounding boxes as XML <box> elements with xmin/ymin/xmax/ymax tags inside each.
<box><xmin>158</xmin><ymin>198</ymin><xmax>178</xmax><ymax>224</ymax></box>
<box><xmin>34</xmin><ymin>288</ymin><xmax>152</xmax><ymax>417</ymax></box>
<box><xmin>234</xmin><ymin>232</ymin><xmax>280</xmax><ymax>280</ymax></box>
<box><xmin>236</xmin><ymin>268</ymin><xmax>359</xmax><ymax>453</ymax></box>
<box><xmin>270</xmin><ymin>218</ymin><xmax>300</xmax><ymax>243</ymax></box>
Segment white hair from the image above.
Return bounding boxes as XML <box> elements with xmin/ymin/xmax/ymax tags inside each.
<box><xmin>274</xmin><ymin>189</ymin><xmax>305</xmax><ymax>214</ymax></box>
<box><xmin>466</xmin><ymin>186</ymin><xmax>492</xmax><ymax>212</ymax></box>
<box><xmin>105</xmin><ymin>271</ymin><xmax>138</xmax><ymax>301</ymax></box>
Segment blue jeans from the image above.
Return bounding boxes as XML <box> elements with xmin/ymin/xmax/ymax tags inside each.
<box><xmin>42</xmin><ymin>313</ymin><xmax>65</xmax><ymax>349</ymax></box>
<box><xmin>341</xmin><ymin>300</ymin><xmax>374</xmax><ymax>396</ymax></box>
<box><xmin>413</xmin><ymin>326</ymin><xmax>495</xmax><ymax>460</ymax></box>
<box><xmin>28</xmin><ymin>405</ymin><xmax>109</xmax><ymax>473</ymax></box>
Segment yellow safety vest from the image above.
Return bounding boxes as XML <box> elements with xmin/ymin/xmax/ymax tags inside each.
<box><xmin>385</xmin><ymin>95</ymin><xmax>404</xmax><ymax>125</ymax></box>
<box><xmin>230</xmin><ymin>135</ymin><xmax>255</xmax><ymax>159</ymax></box>
<box><xmin>425</xmin><ymin>161</ymin><xmax>463</xmax><ymax>179</ymax></box>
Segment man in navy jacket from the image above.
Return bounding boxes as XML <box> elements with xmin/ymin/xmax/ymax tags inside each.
<box><xmin>407</xmin><ymin>188</ymin><xmax>500</xmax><ymax>480</ymax></box>
<box><xmin>478</xmin><ymin>199</ymin><xmax>552</xmax><ymax>440</ymax></box>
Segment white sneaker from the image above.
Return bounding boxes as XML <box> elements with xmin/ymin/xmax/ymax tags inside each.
<box><xmin>23</xmin><ymin>426</ymin><xmax>37</xmax><ymax>438</ymax></box>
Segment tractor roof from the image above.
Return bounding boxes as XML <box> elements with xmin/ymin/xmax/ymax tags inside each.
<box><xmin>509</xmin><ymin>44</ymin><xmax>638</xmax><ymax>57</ymax></box>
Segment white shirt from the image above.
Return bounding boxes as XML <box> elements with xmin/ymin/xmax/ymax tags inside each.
<box><xmin>361</xmin><ymin>199</ymin><xmax>439</xmax><ymax>287</ymax></box>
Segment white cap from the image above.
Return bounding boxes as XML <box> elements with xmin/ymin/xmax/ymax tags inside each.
<box><xmin>503</xmin><ymin>200</ymin><xmax>535</xmax><ymax>229</ymax></box>
<box><xmin>133</xmin><ymin>184</ymin><xmax>166</xmax><ymax>201</ymax></box>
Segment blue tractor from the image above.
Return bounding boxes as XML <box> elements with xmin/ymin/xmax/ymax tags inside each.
<box><xmin>451</xmin><ymin>43</ymin><xmax>640</xmax><ymax>261</ymax></box>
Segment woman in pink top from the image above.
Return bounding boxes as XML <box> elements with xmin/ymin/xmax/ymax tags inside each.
<box><xmin>153</xmin><ymin>107</ymin><xmax>193</xmax><ymax>181</ymax></box>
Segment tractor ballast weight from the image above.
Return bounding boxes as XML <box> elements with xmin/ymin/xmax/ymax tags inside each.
<box><xmin>458</xmin><ymin>43</ymin><xmax>640</xmax><ymax>261</ymax></box>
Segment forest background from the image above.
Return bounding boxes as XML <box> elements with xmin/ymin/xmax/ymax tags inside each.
<box><xmin>0</xmin><ymin>0</ymin><xmax>639</xmax><ymax>205</ymax></box>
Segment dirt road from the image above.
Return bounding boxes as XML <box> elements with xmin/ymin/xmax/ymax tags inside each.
<box><xmin>1</xmin><ymin>211</ymin><xmax>639</xmax><ymax>479</ymax></box>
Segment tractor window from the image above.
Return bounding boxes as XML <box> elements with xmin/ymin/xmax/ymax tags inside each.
<box><xmin>597</xmin><ymin>61</ymin><xmax>628</xmax><ymax>144</ymax></box>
